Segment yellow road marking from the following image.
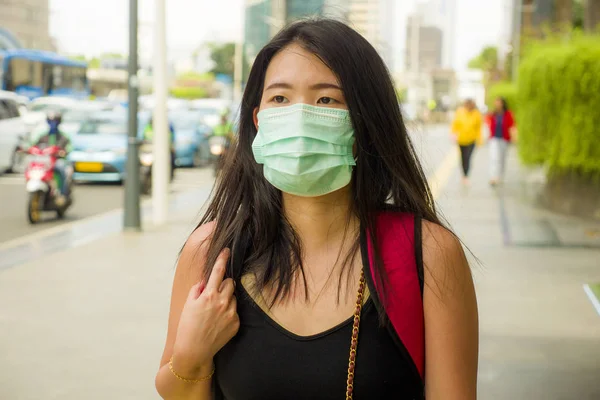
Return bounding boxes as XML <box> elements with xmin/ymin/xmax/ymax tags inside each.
<box><xmin>430</xmin><ymin>148</ymin><xmax>458</xmax><ymax>200</ymax></box>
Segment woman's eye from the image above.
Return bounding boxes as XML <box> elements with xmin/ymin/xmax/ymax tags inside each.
<box><xmin>273</xmin><ymin>96</ymin><xmax>287</xmax><ymax>104</ymax></box>
<box><xmin>317</xmin><ymin>97</ymin><xmax>335</xmax><ymax>105</ymax></box>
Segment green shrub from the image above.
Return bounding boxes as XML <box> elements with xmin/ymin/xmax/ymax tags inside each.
<box><xmin>169</xmin><ymin>87</ymin><xmax>208</xmax><ymax>100</ymax></box>
<box><xmin>516</xmin><ymin>35</ymin><xmax>600</xmax><ymax>177</ymax></box>
<box><xmin>487</xmin><ymin>81</ymin><xmax>518</xmax><ymax>113</ymax></box>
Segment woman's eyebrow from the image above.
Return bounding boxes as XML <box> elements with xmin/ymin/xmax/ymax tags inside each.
<box><xmin>264</xmin><ymin>82</ymin><xmax>343</xmax><ymax>91</ymax></box>
<box><xmin>309</xmin><ymin>83</ymin><xmax>342</xmax><ymax>91</ymax></box>
<box><xmin>265</xmin><ymin>82</ymin><xmax>293</xmax><ymax>90</ymax></box>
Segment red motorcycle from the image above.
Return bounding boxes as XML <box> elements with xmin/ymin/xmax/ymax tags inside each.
<box><xmin>25</xmin><ymin>145</ymin><xmax>73</xmax><ymax>224</ymax></box>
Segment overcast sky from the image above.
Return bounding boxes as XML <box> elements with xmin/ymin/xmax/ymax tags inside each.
<box><xmin>49</xmin><ymin>0</ymin><xmax>505</xmax><ymax>70</ymax></box>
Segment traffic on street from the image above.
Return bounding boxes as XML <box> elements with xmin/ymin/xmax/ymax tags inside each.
<box><xmin>0</xmin><ymin>93</ymin><xmax>234</xmax><ymax>244</ymax></box>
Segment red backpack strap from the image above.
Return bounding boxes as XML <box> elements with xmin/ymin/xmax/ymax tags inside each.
<box><xmin>364</xmin><ymin>212</ymin><xmax>425</xmax><ymax>381</ymax></box>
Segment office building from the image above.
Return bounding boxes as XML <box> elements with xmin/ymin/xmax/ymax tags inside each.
<box><xmin>348</xmin><ymin>0</ymin><xmax>396</xmax><ymax>71</ymax></box>
<box><xmin>414</xmin><ymin>0</ymin><xmax>456</xmax><ymax>68</ymax></box>
<box><xmin>244</xmin><ymin>0</ymin><xmax>395</xmax><ymax>71</ymax></box>
<box><xmin>244</xmin><ymin>0</ymin><xmax>349</xmax><ymax>63</ymax></box>
<box><xmin>405</xmin><ymin>15</ymin><xmax>443</xmax><ymax>73</ymax></box>
<box><xmin>0</xmin><ymin>0</ymin><xmax>53</xmax><ymax>50</ymax></box>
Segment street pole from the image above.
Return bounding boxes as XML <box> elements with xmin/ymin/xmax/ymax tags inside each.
<box><xmin>124</xmin><ymin>0</ymin><xmax>141</xmax><ymax>231</ymax></box>
<box><xmin>512</xmin><ymin>0</ymin><xmax>522</xmax><ymax>82</ymax></box>
<box><xmin>152</xmin><ymin>0</ymin><xmax>169</xmax><ymax>226</ymax></box>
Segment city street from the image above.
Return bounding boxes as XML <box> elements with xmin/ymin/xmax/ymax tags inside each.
<box><xmin>2</xmin><ymin>0</ymin><xmax>600</xmax><ymax>398</ymax></box>
<box><xmin>0</xmin><ymin>168</ymin><xmax>215</xmax><ymax>245</ymax></box>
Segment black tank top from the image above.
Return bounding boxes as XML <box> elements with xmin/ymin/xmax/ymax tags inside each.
<box><xmin>213</xmin><ymin>280</ymin><xmax>422</xmax><ymax>399</ymax></box>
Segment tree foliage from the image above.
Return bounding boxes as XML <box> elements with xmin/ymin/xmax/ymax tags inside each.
<box><xmin>516</xmin><ymin>34</ymin><xmax>600</xmax><ymax>178</ymax></box>
<box><xmin>486</xmin><ymin>81</ymin><xmax>518</xmax><ymax>112</ymax></box>
<box><xmin>169</xmin><ymin>87</ymin><xmax>209</xmax><ymax>100</ymax></box>
<box><xmin>468</xmin><ymin>46</ymin><xmax>498</xmax><ymax>71</ymax></box>
<box><xmin>207</xmin><ymin>42</ymin><xmax>235</xmax><ymax>77</ymax></box>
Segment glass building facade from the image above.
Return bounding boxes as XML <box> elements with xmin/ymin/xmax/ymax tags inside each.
<box><xmin>244</xmin><ymin>0</ymin><xmax>329</xmax><ymax>63</ymax></box>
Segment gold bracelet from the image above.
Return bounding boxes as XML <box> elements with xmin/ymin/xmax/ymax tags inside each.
<box><xmin>168</xmin><ymin>356</ymin><xmax>215</xmax><ymax>383</ymax></box>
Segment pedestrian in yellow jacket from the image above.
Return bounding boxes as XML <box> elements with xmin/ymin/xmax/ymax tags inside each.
<box><xmin>451</xmin><ymin>99</ymin><xmax>482</xmax><ymax>185</ymax></box>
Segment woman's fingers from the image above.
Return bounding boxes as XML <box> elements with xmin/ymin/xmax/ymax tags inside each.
<box><xmin>219</xmin><ymin>278</ymin><xmax>235</xmax><ymax>299</ymax></box>
<box><xmin>206</xmin><ymin>248</ymin><xmax>230</xmax><ymax>292</ymax></box>
<box><xmin>188</xmin><ymin>280</ymin><xmax>204</xmax><ymax>301</ymax></box>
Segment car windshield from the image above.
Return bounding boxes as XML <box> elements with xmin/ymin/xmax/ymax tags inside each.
<box><xmin>79</xmin><ymin>118</ymin><xmax>127</xmax><ymax>135</ymax></box>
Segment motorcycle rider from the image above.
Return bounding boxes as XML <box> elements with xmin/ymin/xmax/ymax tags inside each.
<box><xmin>213</xmin><ymin>110</ymin><xmax>234</xmax><ymax>141</ymax></box>
<box><xmin>143</xmin><ymin>116</ymin><xmax>176</xmax><ymax>180</ymax></box>
<box><xmin>211</xmin><ymin>110</ymin><xmax>234</xmax><ymax>173</ymax></box>
<box><xmin>31</xmin><ymin>111</ymin><xmax>72</xmax><ymax>205</ymax></box>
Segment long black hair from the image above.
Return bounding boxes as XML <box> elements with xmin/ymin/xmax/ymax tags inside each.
<box><xmin>196</xmin><ymin>18</ymin><xmax>442</xmax><ymax>305</ymax></box>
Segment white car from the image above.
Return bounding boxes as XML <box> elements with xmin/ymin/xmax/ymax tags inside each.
<box><xmin>0</xmin><ymin>92</ymin><xmax>29</xmax><ymax>173</ymax></box>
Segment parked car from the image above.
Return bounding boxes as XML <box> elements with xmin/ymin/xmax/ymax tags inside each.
<box><xmin>170</xmin><ymin>110</ymin><xmax>212</xmax><ymax>167</ymax></box>
<box><xmin>68</xmin><ymin>111</ymin><xmax>130</xmax><ymax>183</ymax></box>
<box><xmin>0</xmin><ymin>91</ymin><xmax>29</xmax><ymax>173</ymax></box>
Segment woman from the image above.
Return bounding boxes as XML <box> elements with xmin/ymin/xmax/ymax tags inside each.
<box><xmin>486</xmin><ymin>97</ymin><xmax>516</xmax><ymax>186</ymax></box>
<box><xmin>451</xmin><ymin>99</ymin><xmax>483</xmax><ymax>185</ymax></box>
<box><xmin>155</xmin><ymin>19</ymin><xmax>478</xmax><ymax>400</ymax></box>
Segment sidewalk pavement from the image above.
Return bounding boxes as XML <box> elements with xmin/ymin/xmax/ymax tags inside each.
<box><xmin>0</xmin><ymin>199</ymin><xmax>204</xmax><ymax>400</ymax></box>
<box><xmin>436</xmin><ymin>142</ymin><xmax>600</xmax><ymax>399</ymax></box>
<box><xmin>0</xmin><ymin>141</ymin><xmax>599</xmax><ymax>400</ymax></box>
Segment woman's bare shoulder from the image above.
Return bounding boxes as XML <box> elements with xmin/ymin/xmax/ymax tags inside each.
<box><xmin>184</xmin><ymin>221</ymin><xmax>216</xmax><ymax>249</ymax></box>
<box><xmin>421</xmin><ymin>219</ymin><xmax>471</xmax><ymax>298</ymax></box>
<box><xmin>178</xmin><ymin>221</ymin><xmax>217</xmax><ymax>272</ymax></box>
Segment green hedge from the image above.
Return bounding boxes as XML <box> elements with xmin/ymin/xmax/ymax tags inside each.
<box><xmin>517</xmin><ymin>35</ymin><xmax>600</xmax><ymax>176</ymax></box>
<box><xmin>169</xmin><ymin>87</ymin><xmax>208</xmax><ymax>100</ymax></box>
<box><xmin>487</xmin><ymin>81</ymin><xmax>518</xmax><ymax>114</ymax></box>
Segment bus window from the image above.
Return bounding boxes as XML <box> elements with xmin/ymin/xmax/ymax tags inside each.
<box><xmin>32</xmin><ymin>61</ymin><xmax>43</xmax><ymax>86</ymax></box>
<box><xmin>73</xmin><ymin>67</ymin><xmax>87</xmax><ymax>92</ymax></box>
<box><xmin>10</xmin><ymin>58</ymin><xmax>32</xmax><ymax>88</ymax></box>
<box><xmin>8</xmin><ymin>58</ymin><xmax>43</xmax><ymax>92</ymax></box>
<box><xmin>53</xmin><ymin>65</ymin><xmax>63</xmax><ymax>88</ymax></box>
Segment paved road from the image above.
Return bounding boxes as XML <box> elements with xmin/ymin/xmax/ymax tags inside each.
<box><xmin>0</xmin><ymin>167</ymin><xmax>215</xmax><ymax>245</ymax></box>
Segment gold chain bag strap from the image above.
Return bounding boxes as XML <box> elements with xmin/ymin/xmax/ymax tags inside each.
<box><xmin>346</xmin><ymin>269</ymin><xmax>366</xmax><ymax>400</ymax></box>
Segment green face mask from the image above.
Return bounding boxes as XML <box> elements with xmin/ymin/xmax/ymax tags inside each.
<box><xmin>252</xmin><ymin>103</ymin><xmax>356</xmax><ymax>197</ymax></box>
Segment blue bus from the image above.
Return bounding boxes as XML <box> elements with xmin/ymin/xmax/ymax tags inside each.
<box><xmin>0</xmin><ymin>49</ymin><xmax>89</xmax><ymax>100</ymax></box>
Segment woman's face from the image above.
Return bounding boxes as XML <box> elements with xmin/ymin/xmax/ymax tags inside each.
<box><xmin>256</xmin><ymin>43</ymin><xmax>347</xmax><ymax>119</ymax></box>
<box><xmin>494</xmin><ymin>99</ymin><xmax>504</xmax><ymax>112</ymax></box>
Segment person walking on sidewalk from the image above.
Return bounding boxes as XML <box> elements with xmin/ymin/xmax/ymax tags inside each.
<box><xmin>486</xmin><ymin>97</ymin><xmax>516</xmax><ymax>186</ymax></box>
<box><xmin>451</xmin><ymin>99</ymin><xmax>482</xmax><ymax>185</ymax></box>
<box><xmin>155</xmin><ymin>18</ymin><xmax>478</xmax><ymax>400</ymax></box>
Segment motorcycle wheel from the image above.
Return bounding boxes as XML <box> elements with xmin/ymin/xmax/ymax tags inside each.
<box><xmin>28</xmin><ymin>192</ymin><xmax>42</xmax><ymax>224</ymax></box>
